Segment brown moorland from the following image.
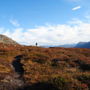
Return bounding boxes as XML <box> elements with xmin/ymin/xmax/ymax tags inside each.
<box><xmin>0</xmin><ymin>44</ymin><xmax>90</xmax><ymax>90</ymax></box>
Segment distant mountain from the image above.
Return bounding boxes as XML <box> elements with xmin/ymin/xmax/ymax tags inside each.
<box><xmin>0</xmin><ymin>34</ymin><xmax>19</xmax><ymax>45</ymax></box>
<box><xmin>56</xmin><ymin>44</ymin><xmax>76</xmax><ymax>48</ymax></box>
<box><xmin>75</xmin><ymin>42</ymin><xmax>90</xmax><ymax>48</ymax></box>
<box><xmin>43</xmin><ymin>44</ymin><xmax>76</xmax><ymax>48</ymax></box>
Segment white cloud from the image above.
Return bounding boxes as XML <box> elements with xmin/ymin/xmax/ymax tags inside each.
<box><xmin>1</xmin><ymin>19</ymin><xmax>90</xmax><ymax>46</ymax></box>
<box><xmin>72</xmin><ymin>6</ymin><xmax>81</xmax><ymax>11</ymax></box>
<box><xmin>85</xmin><ymin>12</ymin><xmax>90</xmax><ymax>20</ymax></box>
<box><xmin>9</xmin><ymin>19</ymin><xmax>20</xmax><ymax>27</ymax></box>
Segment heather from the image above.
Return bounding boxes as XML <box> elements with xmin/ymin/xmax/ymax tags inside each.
<box><xmin>0</xmin><ymin>44</ymin><xmax>90</xmax><ymax>90</ymax></box>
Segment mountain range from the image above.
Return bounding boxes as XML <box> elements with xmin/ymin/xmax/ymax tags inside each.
<box><xmin>75</xmin><ymin>42</ymin><xmax>90</xmax><ymax>48</ymax></box>
<box><xmin>0</xmin><ymin>34</ymin><xmax>90</xmax><ymax>49</ymax></box>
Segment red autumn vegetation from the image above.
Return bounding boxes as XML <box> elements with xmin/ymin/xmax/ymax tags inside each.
<box><xmin>0</xmin><ymin>44</ymin><xmax>90</xmax><ymax>90</ymax></box>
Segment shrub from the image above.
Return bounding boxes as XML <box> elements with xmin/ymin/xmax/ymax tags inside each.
<box><xmin>77</xmin><ymin>74</ymin><xmax>90</xmax><ymax>89</ymax></box>
<box><xmin>31</xmin><ymin>52</ymin><xmax>50</xmax><ymax>64</ymax></box>
<box><xmin>48</xmin><ymin>76</ymin><xmax>70</xmax><ymax>90</ymax></box>
<box><xmin>51</xmin><ymin>59</ymin><xmax>68</xmax><ymax>69</ymax></box>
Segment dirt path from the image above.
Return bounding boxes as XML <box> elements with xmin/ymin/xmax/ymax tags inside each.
<box><xmin>12</xmin><ymin>55</ymin><xmax>24</xmax><ymax>78</ymax></box>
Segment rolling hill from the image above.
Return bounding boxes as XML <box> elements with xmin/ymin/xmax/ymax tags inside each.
<box><xmin>0</xmin><ymin>34</ymin><xmax>19</xmax><ymax>45</ymax></box>
<box><xmin>75</xmin><ymin>42</ymin><xmax>90</xmax><ymax>48</ymax></box>
<box><xmin>0</xmin><ymin>35</ymin><xmax>90</xmax><ymax>90</ymax></box>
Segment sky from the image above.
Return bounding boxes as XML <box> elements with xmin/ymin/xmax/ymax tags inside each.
<box><xmin>0</xmin><ymin>0</ymin><xmax>90</xmax><ymax>45</ymax></box>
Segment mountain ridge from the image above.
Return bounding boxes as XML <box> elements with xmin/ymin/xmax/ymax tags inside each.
<box><xmin>75</xmin><ymin>41</ymin><xmax>90</xmax><ymax>48</ymax></box>
<box><xmin>0</xmin><ymin>34</ymin><xmax>19</xmax><ymax>45</ymax></box>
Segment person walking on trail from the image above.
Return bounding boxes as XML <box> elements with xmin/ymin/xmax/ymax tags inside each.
<box><xmin>36</xmin><ymin>42</ymin><xmax>38</xmax><ymax>46</ymax></box>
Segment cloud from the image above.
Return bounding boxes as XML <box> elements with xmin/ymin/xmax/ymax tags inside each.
<box><xmin>1</xmin><ymin>19</ymin><xmax>90</xmax><ymax>46</ymax></box>
<box><xmin>9</xmin><ymin>19</ymin><xmax>20</xmax><ymax>27</ymax></box>
<box><xmin>72</xmin><ymin>6</ymin><xmax>81</xmax><ymax>11</ymax></box>
<box><xmin>85</xmin><ymin>12</ymin><xmax>90</xmax><ymax>20</ymax></box>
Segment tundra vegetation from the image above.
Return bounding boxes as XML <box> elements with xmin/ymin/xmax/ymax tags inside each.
<box><xmin>0</xmin><ymin>44</ymin><xmax>90</xmax><ymax>90</ymax></box>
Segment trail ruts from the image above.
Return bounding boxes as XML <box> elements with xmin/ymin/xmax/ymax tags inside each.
<box><xmin>12</xmin><ymin>55</ymin><xmax>24</xmax><ymax>78</ymax></box>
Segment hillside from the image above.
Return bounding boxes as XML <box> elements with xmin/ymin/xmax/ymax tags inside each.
<box><xmin>0</xmin><ymin>34</ymin><xmax>19</xmax><ymax>45</ymax></box>
<box><xmin>0</xmin><ymin>44</ymin><xmax>90</xmax><ymax>90</ymax></box>
<box><xmin>75</xmin><ymin>42</ymin><xmax>90</xmax><ymax>48</ymax></box>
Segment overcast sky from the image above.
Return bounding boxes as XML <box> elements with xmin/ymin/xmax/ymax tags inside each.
<box><xmin>0</xmin><ymin>0</ymin><xmax>90</xmax><ymax>45</ymax></box>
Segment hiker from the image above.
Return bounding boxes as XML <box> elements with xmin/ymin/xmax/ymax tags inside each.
<box><xmin>36</xmin><ymin>42</ymin><xmax>38</xmax><ymax>46</ymax></box>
